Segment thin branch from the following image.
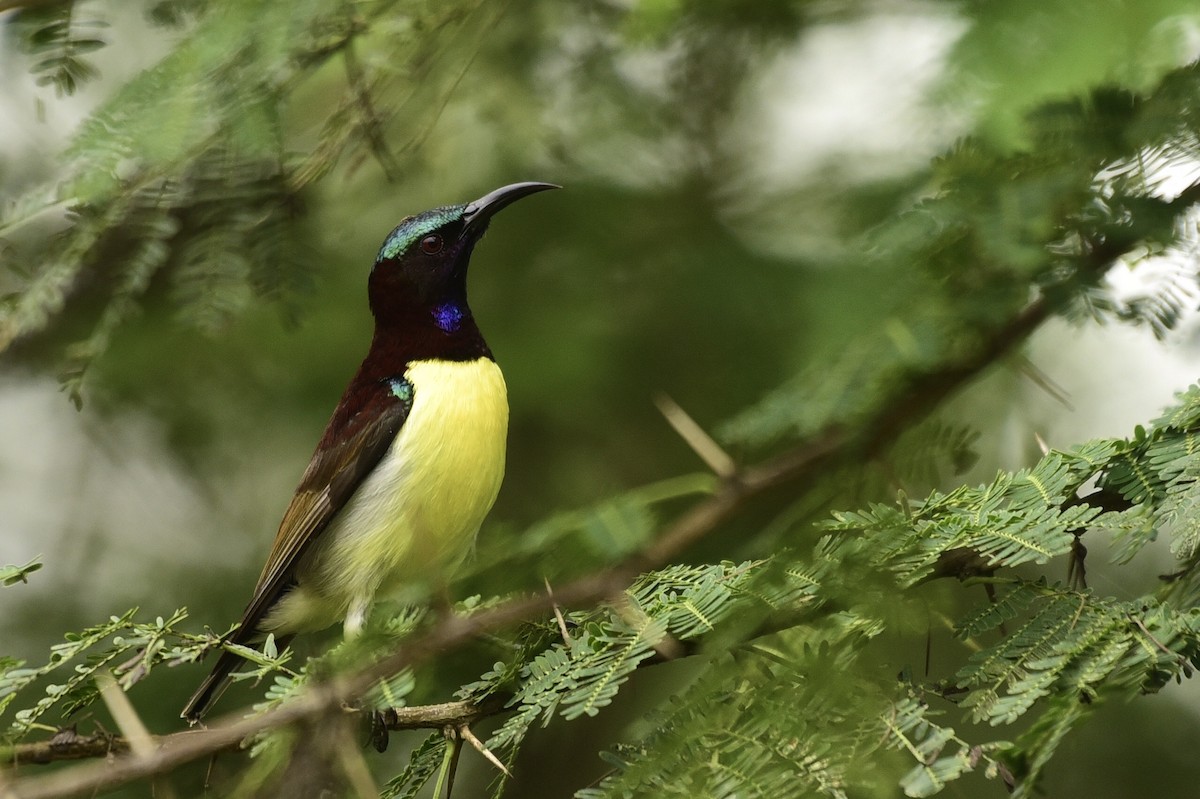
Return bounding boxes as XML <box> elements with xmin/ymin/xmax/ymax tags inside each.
<box><xmin>1016</xmin><ymin>355</ymin><xmax>1074</xmax><ymax>411</ymax></box>
<box><xmin>544</xmin><ymin>577</ymin><xmax>573</xmax><ymax>646</ymax></box>
<box><xmin>433</xmin><ymin>727</ymin><xmax>461</xmax><ymax>799</ymax></box>
<box><xmin>654</xmin><ymin>393</ymin><xmax>737</xmax><ymax>478</ymax></box>
<box><xmin>380</xmin><ymin>696</ymin><xmax>508</xmax><ymax>730</ymax></box>
<box><xmin>96</xmin><ymin>672</ymin><xmax>180</xmax><ymax>799</ymax></box>
<box><xmin>95</xmin><ymin>673</ymin><xmax>153</xmax><ymax>759</ymax></box>
<box><xmin>457</xmin><ymin>725</ymin><xmax>509</xmax><ymax>777</ymax></box>
<box><xmin>3</xmin><ymin>731</ymin><xmax>129</xmax><ymax>766</ymax></box>
<box><xmin>340</xmin><ymin>2</ymin><xmax>401</xmax><ymax>182</ymax></box>
<box><xmin>3</xmin><ymin>697</ymin><xmax>509</xmax><ymax>769</ymax></box>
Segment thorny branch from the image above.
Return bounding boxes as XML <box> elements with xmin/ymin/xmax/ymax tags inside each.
<box><xmin>3</xmin><ymin>731</ymin><xmax>129</xmax><ymax>766</ymax></box>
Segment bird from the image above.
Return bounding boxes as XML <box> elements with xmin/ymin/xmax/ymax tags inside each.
<box><xmin>182</xmin><ymin>181</ymin><xmax>559</xmax><ymax>722</ymax></box>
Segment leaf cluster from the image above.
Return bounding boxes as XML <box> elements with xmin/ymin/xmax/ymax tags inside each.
<box><xmin>1</xmin><ymin>0</ymin><xmax>496</xmax><ymax>403</ymax></box>
<box><xmin>10</xmin><ymin>4</ymin><xmax>108</xmax><ymax>97</ymax></box>
<box><xmin>0</xmin><ymin>609</ymin><xmax>199</xmax><ymax>742</ymax></box>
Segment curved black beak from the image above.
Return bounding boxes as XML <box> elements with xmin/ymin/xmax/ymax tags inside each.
<box><xmin>462</xmin><ymin>181</ymin><xmax>560</xmax><ymax>237</ymax></box>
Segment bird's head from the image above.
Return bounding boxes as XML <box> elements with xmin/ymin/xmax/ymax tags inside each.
<box><xmin>368</xmin><ymin>182</ymin><xmax>558</xmax><ymax>332</ymax></box>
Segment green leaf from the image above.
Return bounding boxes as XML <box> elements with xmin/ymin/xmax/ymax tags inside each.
<box><xmin>0</xmin><ymin>558</ymin><xmax>42</xmax><ymax>587</ymax></box>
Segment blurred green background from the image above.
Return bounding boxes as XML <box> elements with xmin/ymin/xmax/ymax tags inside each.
<box><xmin>4</xmin><ymin>0</ymin><xmax>1200</xmax><ymax>796</ymax></box>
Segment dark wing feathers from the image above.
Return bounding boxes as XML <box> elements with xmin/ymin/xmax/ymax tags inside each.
<box><xmin>239</xmin><ymin>400</ymin><xmax>409</xmax><ymax>638</ymax></box>
<box><xmin>182</xmin><ymin>395</ymin><xmax>409</xmax><ymax>722</ymax></box>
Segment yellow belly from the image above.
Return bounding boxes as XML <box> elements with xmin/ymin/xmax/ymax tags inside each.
<box><xmin>269</xmin><ymin>357</ymin><xmax>508</xmax><ymax>633</ymax></box>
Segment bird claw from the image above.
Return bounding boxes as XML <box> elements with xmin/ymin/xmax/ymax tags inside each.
<box><xmin>361</xmin><ymin>706</ymin><xmax>392</xmax><ymax>753</ymax></box>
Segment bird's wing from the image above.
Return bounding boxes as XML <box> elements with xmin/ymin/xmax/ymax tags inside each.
<box><xmin>182</xmin><ymin>390</ymin><xmax>410</xmax><ymax>721</ymax></box>
<box><xmin>234</xmin><ymin>396</ymin><xmax>410</xmax><ymax>640</ymax></box>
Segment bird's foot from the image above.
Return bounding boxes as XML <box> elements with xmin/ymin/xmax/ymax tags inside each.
<box><xmin>364</xmin><ymin>707</ymin><xmax>392</xmax><ymax>753</ymax></box>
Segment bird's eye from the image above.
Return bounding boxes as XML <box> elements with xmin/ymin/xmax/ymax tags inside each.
<box><xmin>419</xmin><ymin>234</ymin><xmax>443</xmax><ymax>255</ymax></box>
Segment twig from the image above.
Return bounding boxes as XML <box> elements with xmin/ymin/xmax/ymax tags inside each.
<box><xmin>544</xmin><ymin>577</ymin><xmax>572</xmax><ymax>646</ymax></box>
<box><xmin>340</xmin><ymin>1</ymin><xmax>401</xmax><ymax>182</ymax></box>
<box><xmin>4</xmin><ymin>697</ymin><xmax>508</xmax><ymax>770</ymax></box>
<box><xmin>433</xmin><ymin>727</ymin><xmax>461</xmax><ymax>799</ymax></box>
<box><xmin>654</xmin><ymin>393</ymin><xmax>737</xmax><ymax>479</ymax></box>
<box><xmin>1017</xmin><ymin>356</ymin><xmax>1074</xmax><ymax>411</ymax></box>
<box><xmin>2</xmin><ymin>731</ymin><xmax>129</xmax><ymax>766</ymax></box>
<box><xmin>457</xmin><ymin>725</ymin><xmax>509</xmax><ymax>777</ymax></box>
<box><xmin>381</xmin><ymin>696</ymin><xmax>507</xmax><ymax>730</ymax></box>
<box><xmin>96</xmin><ymin>672</ymin><xmax>178</xmax><ymax>799</ymax></box>
<box><xmin>95</xmin><ymin>674</ymin><xmax>153</xmax><ymax>760</ymax></box>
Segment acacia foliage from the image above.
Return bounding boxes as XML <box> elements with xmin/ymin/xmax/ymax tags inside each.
<box><xmin>5</xmin><ymin>1</ymin><xmax>1200</xmax><ymax>798</ymax></box>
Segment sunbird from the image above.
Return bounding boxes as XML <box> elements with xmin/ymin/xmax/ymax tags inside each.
<box><xmin>182</xmin><ymin>182</ymin><xmax>559</xmax><ymax>722</ymax></box>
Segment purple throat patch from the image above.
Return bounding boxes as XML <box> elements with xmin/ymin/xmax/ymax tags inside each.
<box><xmin>433</xmin><ymin>303</ymin><xmax>465</xmax><ymax>332</ymax></box>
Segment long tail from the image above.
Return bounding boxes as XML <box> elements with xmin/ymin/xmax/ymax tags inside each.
<box><xmin>181</xmin><ymin>633</ymin><xmax>294</xmax><ymax>723</ymax></box>
<box><xmin>181</xmin><ymin>648</ymin><xmax>244</xmax><ymax>723</ymax></box>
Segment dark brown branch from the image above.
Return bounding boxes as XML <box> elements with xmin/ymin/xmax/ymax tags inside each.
<box><xmin>3</xmin><ymin>696</ymin><xmax>511</xmax><ymax>768</ymax></box>
<box><xmin>380</xmin><ymin>695</ymin><xmax>509</xmax><ymax>731</ymax></box>
<box><xmin>4</xmin><ymin>730</ymin><xmax>129</xmax><ymax>766</ymax></box>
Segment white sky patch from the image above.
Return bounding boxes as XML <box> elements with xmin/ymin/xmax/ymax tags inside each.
<box><xmin>0</xmin><ymin>378</ymin><xmax>257</xmax><ymax>639</ymax></box>
<box><xmin>733</xmin><ymin>9</ymin><xmax>967</xmax><ymax>192</ymax></box>
<box><xmin>1101</xmin><ymin>148</ymin><xmax>1200</xmax><ymax>337</ymax></box>
<box><xmin>1022</xmin><ymin>319</ymin><xmax>1197</xmax><ymax>449</ymax></box>
<box><xmin>534</xmin><ymin>20</ymin><xmax>695</xmax><ymax>190</ymax></box>
<box><xmin>0</xmin><ymin>3</ymin><xmax>172</xmax><ymax>194</ymax></box>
